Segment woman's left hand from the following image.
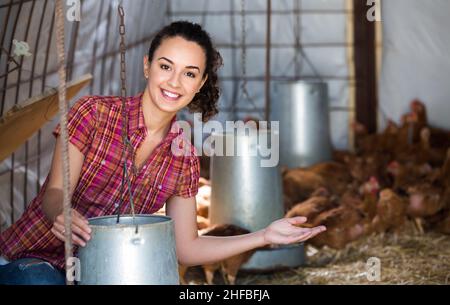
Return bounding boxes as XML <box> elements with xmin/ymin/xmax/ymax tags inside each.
<box><xmin>263</xmin><ymin>216</ymin><xmax>326</xmax><ymax>245</ymax></box>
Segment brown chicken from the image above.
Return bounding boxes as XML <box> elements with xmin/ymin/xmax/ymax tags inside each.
<box><xmin>407</xmin><ymin>184</ymin><xmax>446</xmax><ymax>234</ymax></box>
<box><xmin>285</xmin><ymin>189</ymin><xmax>336</xmax><ymax>221</ymax></box>
<box><xmin>418</xmin><ymin>128</ymin><xmax>447</xmax><ymax>166</ymax></box>
<box><xmin>282</xmin><ymin>168</ymin><xmax>326</xmax><ymax>210</ymax></box>
<box><xmin>308</xmin><ymin>205</ymin><xmax>368</xmax><ymax>249</ymax></box>
<box><xmin>178</xmin><ymin>265</ymin><xmax>189</xmax><ymax>285</ymax></box>
<box><xmin>403</xmin><ymin>100</ymin><xmax>450</xmax><ymax>148</ymax></box>
<box><xmin>345</xmin><ymin>154</ymin><xmax>387</xmax><ymax>184</ymax></box>
<box><xmin>434</xmin><ymin>211</ymin><xmax>450</xmax><ymax>235</ymax></box>
<box><xmin>306</xmin><ymin>161</ymin><xmax>353</xmax><ymax>195</ymax></box>
<box><xmin>200</xmin><ymin>224</ymin><xmax>254</xmax><ymax>285</ymax></box>
<box><xmin>372</xmin><ymin>189</ymin><xmax>408</xmax><ymax>234</ymax></box>
<box><xmin>352</xmin><ymin>120</ymin><xmax>400</xmax><ymax>154</ymax></box>
<box><xmin>196</xmin><ymin>184</ymin><xmax>211</xmax><ymax>218</ymax></box>
<box><xmin>340</xmin><ymin>176</ymin><xmax>380</xmax><ymax>220</ymax></box>
<box><xmin>352</xmin><ymin>121</ymin><xmax>380</xmax><ymax>154</ymax></box>
<box><xmin>387</xmin><ymin>161</ymin><xmax>433</xmax><ymax>193</ymax></box>
<box><xmin>332</xmin><ymin>149</ymin><xmax>354</xmax><ymax>164</ymax></box>
<box><xmin>197</xmin><ymin>215</ymin><xmax>210</xmax><ymax>230</ymax></box>
<box><xmin>379</xmin><ymin>120</ymin><xmax>401</xmax><ymax>153</ymax></box>
<box><xmin>441</xmin><ymin>148</ymin><xmax>450</xmax><ymax>187</ymax></box>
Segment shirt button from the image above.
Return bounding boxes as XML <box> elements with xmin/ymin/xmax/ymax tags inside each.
<box><xmin>115</xmin><ymin>203</ymin><xmax>119</xmax><ymax>208</ymax></box>
<box><xmin>101</xmin><ymin>160</ymin><xmax>106</xmax><ymax>165</ymax></box>
<box><xmin>158</xmin><ymin>185</ymin><xmax>162</xmax><ymax>190</ymax></box>
<box><xmin>143</xmin><ymin>165</ymin><xmax>147</xmax><ymax>170</ymax></box>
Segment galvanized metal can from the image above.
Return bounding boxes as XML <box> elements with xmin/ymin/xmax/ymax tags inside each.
<box><xmin>77</xmin><ymin>215</ymin><xmax>179</xmax><ymax>285</ymax></box>
<box><xmin>272</xmin><ymin>81</ymin><xmax>332</xmax><ymax>168</ymax></box>
<box><xmin>209</xmin><ymin>130</ymin><xmax>284</xmax><ymax>231</ymax></box>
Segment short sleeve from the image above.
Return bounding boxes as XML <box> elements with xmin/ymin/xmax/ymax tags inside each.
<box><xmin>52</xmin><ymin>96</ymin><xmax>97</xmax><ymax>155</ymax></box>
<box><xmin>175</xmin><ymin>155</ymin><xmax>200</xmax><ymax>198</ymax></box>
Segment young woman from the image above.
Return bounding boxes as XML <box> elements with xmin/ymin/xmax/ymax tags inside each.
<box><xmin>0</xmin><ymin>21</ymin><xmax>326</xmax><ymax>285</ymax></box>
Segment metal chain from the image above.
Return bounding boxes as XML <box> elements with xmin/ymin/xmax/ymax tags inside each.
<box><xmin>240</xmin><ymin>0</ymin><xmax>248</xmax><ymax>100</ymax></box>
<box><xmin>54</xmin><ymin>0</ymin><xmax>73</xmax><ymax>285</ymax></box>
<box><xmin>116</xmin><ymin>4</ymin><xmax>137</xmax><ymax>229</ymax></box>
<box><xmin>240</xmin><ymin>0</ymin><xmax>265</xmax><ymax>119</ymax></box>
<box><xmin>293</xmin><ymin>0</ymin><xmax>303</xmax><ymax>77</ymax></box>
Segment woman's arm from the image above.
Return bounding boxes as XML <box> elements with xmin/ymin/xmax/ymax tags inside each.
<box><xmin>42</xmin><ymin>137</ymin><xmax>84</xmax><ymax>221</ymax></box>
<box><xmin>165</xmin><ymin>195</ymin><xmax>326</xmax><ymax>266</ymax></box>
<box><xmin>42</xmin><ymin>137</ymin><xmax>91</xmax><ymax>246</ymax></box>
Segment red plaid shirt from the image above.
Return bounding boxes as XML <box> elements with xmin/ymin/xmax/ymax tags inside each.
<box><xmin>0</xmin><ymin>93</ymin><xmax>199</xmax><ymax>269</ymax></box>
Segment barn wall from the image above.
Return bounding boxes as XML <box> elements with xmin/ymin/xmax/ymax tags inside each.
<box><xmin>379</xmin><ymin>0</ymin><xmax>450</xmax><ymax>130</ymax></box>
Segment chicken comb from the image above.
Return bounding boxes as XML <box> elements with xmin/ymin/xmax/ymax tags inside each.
<box><xmin>387</xmin><ymin>161</ymin><xmax>399</xmax><ymax>169</ymax></box>
<box><xmin>411</xmin><ymin>99</ymin><xmax>425</xmax><ymax>112</ymax></box>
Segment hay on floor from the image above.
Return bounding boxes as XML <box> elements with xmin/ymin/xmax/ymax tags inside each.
<box><xmin>183</xmin><ymin>231</ymin><xmax>450</xmax><ymax>285</ymax></box>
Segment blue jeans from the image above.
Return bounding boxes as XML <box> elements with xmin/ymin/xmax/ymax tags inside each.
<box><xmin>0</xmin><ymin>258</ymin><xmax>66</xmax><ymax>285</ymax></box>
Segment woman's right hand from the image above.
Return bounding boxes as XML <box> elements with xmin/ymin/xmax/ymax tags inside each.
<box><xmin>50</xmin><ymin>209</ymin><xmax>92</xmax><ymax>247</ymax></box>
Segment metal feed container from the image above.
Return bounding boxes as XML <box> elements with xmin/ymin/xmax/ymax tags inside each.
<box><xmin>77</xmin><ymin>215</ymin><xmax>179</xmax><ymax>285</ymax></box>
<box><xmin>272</xmin><ymin>81</ymin><xmax>332</xmax><ymax>168</ymax></box>
<box><xmin>209</xmin><ymin>130</ymin><xmax>305</xmax><ymax>270</ymax></box>
<box><xmin>209</xmin><ymin>130</ymin><xmax>284</xmax><ymax>231</ymax></box>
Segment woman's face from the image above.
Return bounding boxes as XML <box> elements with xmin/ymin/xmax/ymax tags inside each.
<box><xmin>144</xmin><ymin>36</ymin><xmax>208</xmax><ymax>115</ymax></box>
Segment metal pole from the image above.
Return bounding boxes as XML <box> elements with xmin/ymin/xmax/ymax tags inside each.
<box><xmin>264</xmin><ymin>0</ymin><xmax>272</xmax><ymax>122</ymax></box>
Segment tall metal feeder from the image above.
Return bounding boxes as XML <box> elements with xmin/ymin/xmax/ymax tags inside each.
<box><xmin>272</xmin><ymin>81</ymin><xmax>332</xmax><ymax>168</ymax></box>
<box><xmin>209</xmin><ymin>130</ymin><xmax>305</xmax><ymax>271</ymax></box>
<box><xmin>77</xmin><ymin>215</ymin><xmax>179</xmax><ymax>285</ymax></box>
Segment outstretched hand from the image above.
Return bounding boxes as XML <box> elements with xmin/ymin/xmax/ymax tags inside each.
<box><xmin>263</xmin><ymin>216</ymin><xmax>326</xmax><ymax>245</ymax></box>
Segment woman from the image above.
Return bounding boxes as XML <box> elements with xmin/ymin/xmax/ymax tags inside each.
<box><xmin>0</xmin><ymin>21</ymin><xmax>326</xmax><ymax>285</ymax></box>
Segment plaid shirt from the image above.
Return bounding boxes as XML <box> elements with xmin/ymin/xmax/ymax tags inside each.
<box><xmin>0</xmin><ymin>93</ymin><xmax>199</xmax><ymax>269</ymax></box>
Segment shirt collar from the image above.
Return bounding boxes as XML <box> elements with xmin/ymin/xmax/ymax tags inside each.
<box><xmin>128</xmin><ymin>92</ymin><xmax>183</xmax><ymax>141</ymax></box>
<box><xmin>128</xmin><ymin>92</ymin><xmax>146</xmax><ymax>135</ymax></box>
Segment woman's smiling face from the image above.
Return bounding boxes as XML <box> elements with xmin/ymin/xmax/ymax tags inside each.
<box><xmin>144</xmin><ymin>36</ymin><xmax>208</xmax><ymax>115</ymax></box>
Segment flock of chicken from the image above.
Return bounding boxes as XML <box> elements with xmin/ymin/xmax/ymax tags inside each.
<box><xmin>181</xmin><ymin>100</ymin><xmax>450</xmax><ymax>285</ymax></box>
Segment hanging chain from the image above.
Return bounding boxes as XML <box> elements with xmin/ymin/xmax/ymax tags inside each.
<box><xmin>240</xmin><ymin>0</ymin><xmax>249</xmax><ymax>100</ymax></box>
<box><xmin>240</xmin><ymin>0</ymin><xmax>265</xmax><ymax>119</ymax></box>
<box><xmin>54</xmin><ymin>0</ymin><xmax>73</xmax><ymax>285</ymax></box>
<box><xmin>293</xmin><ymin>0</ymin><xmax>303</xmax><ymax>78</ymax></box>
<box><xmin>119</xmin><ymin>5</ymin><xmax>127</xmax><ymax>101</ymax></box>
<box><xmin>117</xmin><ymin>4</ymin><xmax>137</xmax><ymax>229</ymax></box>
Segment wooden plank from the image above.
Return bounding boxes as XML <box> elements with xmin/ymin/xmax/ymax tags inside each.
<box><xmin>0</xmin><ymin>74</ymin><xmax>92</xmax><ymax>162</ymax></box>
<box><xmin>346</xmin><ymin>0</ymin><xmax>356</xmax><ymax>151</ymax></box>
<box><xmin>353</xmin><ymin>0</ymin><xmax>377</xmax><ymax>134</ymax></box>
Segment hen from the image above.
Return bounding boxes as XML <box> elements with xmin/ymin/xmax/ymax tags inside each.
<box><xmin>308</xmin><ymin>205</ymin><xmax>368</xmax><ymax>249</ymax></box>
<box><xmin>285</xmin><ymin>188</ymin><xmax>336</xmax><ymax>221</ymax></box>
<box><xmin>282</xmin><ymin>168</ymin><xmax>326</xmax><ymax>211</ymax></box>
<box><xmin>407</xmin><ymin>184</ymin><xmax>446</xmax><ymax>234</ymax></box>
<box><xmin>200</xmin><ymin>224</ymin><xmax>254</xmax><ymax>285</ymax></box>
<box><xmin>372</xmin><ymin>189</ymin><xmax>408</xmax><ymax>234</ymax></box>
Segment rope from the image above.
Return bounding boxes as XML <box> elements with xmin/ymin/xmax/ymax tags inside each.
<box><xmin>54</xmin><ymin>0</ymin><xmax>73</xmax><ymax>285</ymax></box>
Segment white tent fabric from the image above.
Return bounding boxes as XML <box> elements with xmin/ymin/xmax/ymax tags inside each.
<box><xmin>379</xmin><ymin>0</ymin><xmax>450</xmax><ymax>131</ymax></box>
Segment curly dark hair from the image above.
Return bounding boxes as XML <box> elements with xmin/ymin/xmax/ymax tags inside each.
<box><xmin>148</xmin><ymin>21</ymin><xmax>223</xmax><ymax>122</ymax></box>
